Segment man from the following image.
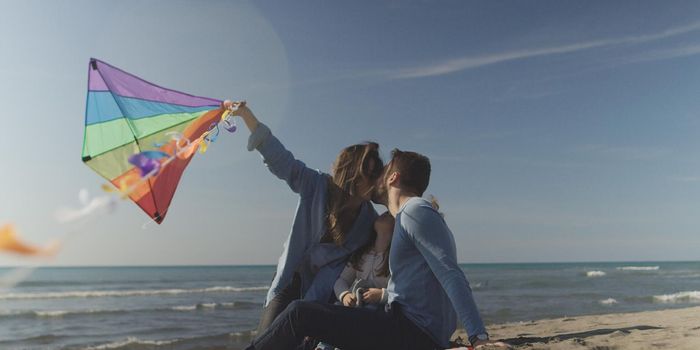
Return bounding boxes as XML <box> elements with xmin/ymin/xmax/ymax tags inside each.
<box><xmin>246</xmin><ymin>149</ymin><xmax>506</xmax><ymax>350</ymax></box>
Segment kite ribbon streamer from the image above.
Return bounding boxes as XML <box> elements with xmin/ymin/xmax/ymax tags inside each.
<box><xmin>128</xmin><ymin>151</ymin><xmax>170</xmax><ymax>177</ymax></box>
<box><xmin>105</xmin><ymin>107</ymin><xmax>240</xmax><ymax>196</ymax></box>
<box><xmin>0</xmin><ymin>224</ymin><xmax>59</xmax><ymax>257</ymax></box>
<box><xmin>221</xmin><ymin>110</ymin><xmax>238</xmax><ymax>132</ymax></box>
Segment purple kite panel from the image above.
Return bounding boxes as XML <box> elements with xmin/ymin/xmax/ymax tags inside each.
<box><xmin>91</xmin><ymin>59</ymin><xmax>222</xmax><ymax>107</ymax></box>
<box><xmin>88</xmin><ymin>62</ymin><xmax>109</xmax><ymax>91</ymax></box>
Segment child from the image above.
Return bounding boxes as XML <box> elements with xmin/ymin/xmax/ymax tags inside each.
<box><xmin>334</xmin><ymin>211</ymin><xmax>395</xmax><ymax>308</ymax></box>
<box><xmin>332</xmin><ymin>198</ymin><xmax>438</xmax><ymax>310</ymax></box>
<box><xmin>313</xmin><ymin>212</ymin><xmax>395</xmax><ymax>350</ymax></box>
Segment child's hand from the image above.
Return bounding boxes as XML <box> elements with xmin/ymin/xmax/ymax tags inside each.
<box><xmin>362</xmin><ymin>288</ymin><xmax>383</xmax><ymax>304</ymax></box>
<box><xmin>342</xmin><ymin>293</ymin><xmax>357</xmax><ymax>307</ymax></box>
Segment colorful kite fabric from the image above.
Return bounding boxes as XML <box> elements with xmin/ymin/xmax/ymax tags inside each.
<box><xmin>82</xmin><ymin>58</ymin><xmax>227</xmax><ymax>224</ymax></box>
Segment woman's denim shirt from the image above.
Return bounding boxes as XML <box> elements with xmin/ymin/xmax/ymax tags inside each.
<box><xmin>248</xmin><ymin>123</ymin><xmax>377</xmax><ymax>306</ymax></box>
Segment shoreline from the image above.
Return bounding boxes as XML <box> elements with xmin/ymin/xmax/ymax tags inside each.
<box><xmin>453</xmin><ymin>306</ymin><xmax>700</xmax><ymax>349</ymax></box>
<box><xmin>1</xmin><ymin>260</ymin><xmax>696</xmax><ymax>268</ymax></box>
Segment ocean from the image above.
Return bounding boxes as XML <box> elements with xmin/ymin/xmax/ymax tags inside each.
<box><xmin>0</xmin><ymin>262</ymin><xmax>698</xmax><ymax>349</ymax></box>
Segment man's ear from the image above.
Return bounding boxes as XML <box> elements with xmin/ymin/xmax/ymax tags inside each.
<box><xmin>387</xmin><ymin>171</ymin><xmax>400</xmax><ymax>186</ymax></box>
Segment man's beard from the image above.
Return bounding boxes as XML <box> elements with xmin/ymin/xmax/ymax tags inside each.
<box><xmin>371</xmin><ymin>185</ymin><xmax>388</xmax><ymax>206</ymax></box>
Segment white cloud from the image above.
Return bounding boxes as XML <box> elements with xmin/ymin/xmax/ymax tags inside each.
<box><xmin>384</xmin><ymin>21</ymin><xmax>700</xmax><ymax>79</ymax></box>
<box><xmin>608</xmin><ymin>43</ymin><xmax>700</xmax><ymax>66</ymax></box>
<box><xmin>574</xmin><ymin>144</ymin><xmax>669</xmax><ymax>161</ymax></box>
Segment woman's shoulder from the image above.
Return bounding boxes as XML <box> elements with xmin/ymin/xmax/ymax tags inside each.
<box><xmin>306</xmin><ymin>172</ymin><xmax>331</xmax><ymax>196</ymax></box>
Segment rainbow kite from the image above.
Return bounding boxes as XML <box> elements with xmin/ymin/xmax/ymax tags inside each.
<box><xmin>82</xmin><ymin>59</ymin><xmax>233</xmax><ymax>224</ymax></box>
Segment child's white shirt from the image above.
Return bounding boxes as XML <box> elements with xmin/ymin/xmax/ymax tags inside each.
<box><xmin>334</xmin><ymin>249</ymin><xmax>389</xmax><ymax>304</ymax></box>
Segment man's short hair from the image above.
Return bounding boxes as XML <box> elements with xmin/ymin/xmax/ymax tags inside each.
<box><xmin>388</xmin><ymin>149</ymin><xmax>431</xmax><ymax>196</ymax></box>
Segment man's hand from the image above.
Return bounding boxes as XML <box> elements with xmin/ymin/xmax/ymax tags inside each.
<box><xmin>362</xmin><ymin>288</ymin><xmax>383</xmax><ymax>304</ymax></box>
<box><xmin>342</xmin><ymin>293</ymin><xmax>357</xmax><ymax>307</ymax></box>
<box><xmin>473</xmin><ymin>340</ymin><xmax>512</xmax><ymax>349</ymax></box>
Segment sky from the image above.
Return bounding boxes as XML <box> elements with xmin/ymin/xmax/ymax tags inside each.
<box><xmin>1</xmin><ymin>0</ymin><xmax>699</xmax><ymax>266</ymax></box>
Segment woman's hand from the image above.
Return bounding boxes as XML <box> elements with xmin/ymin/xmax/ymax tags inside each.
<box><xmin>362</xmin><ymin>288</ymin><xmax>383</xmax><ymax>304</ymax></box>
<box><xmin>222</xmin><ymin>100</ymin><xmax>259</xmax><ymax>133</ymax></box>
<box><xmin>342</xmin><ymin>293</ymin><xmax>357</xmax><ymax>307</ymax></box>
<box><xmin>222</xmin><ymin>100</ymin><xmax>248</xmax><ymax>115</ymax></box>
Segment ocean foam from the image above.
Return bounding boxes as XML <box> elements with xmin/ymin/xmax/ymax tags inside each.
<box><xmin>83</xmin><ymin>337</ymin><xmax>179</xmax><ymax>350</ymax></box>
<box><xmin>0</xmin><ymin>308</ymin><xmax>125</xmax><ymax>319</ymax></box>
<box><xmin>34</xmin><ymin>310</ymin><xmax>70</xmax><ymax>317</ymax></box>
<box><xmin>616</xmin><ymin>266</ymin><xmax>660</xmax><ymax>271</ymax></box>
<box><xmin>2</xmin><ymin>303</ymin><xmax>250</xmax><ymax>319</ymax></box>
<box><xmin>0</xmin><ymin>286</ymin><xmax>268</xmax><ymax>300</ymax></box>
<box><xmin>653</xmin><ymin>291</ymin><xmax>700</xmax><ymax>303</ymax></box>
<box><xmin>599</xmin><ymin>298</ymin><xmax>618</xmax><ymax>305</ymax></box>
<box><xmin>171</xmin><ymin>305</ymin><xmax>197</xmax><ymax>311</ymax></box>
<box><xmin>586</xmin><ymin>271</ymin><xmax>606</xmax><ymax>277</ymax></box>
<box><xmin>170</xmin><ymin>302</ymin><xmax>245</xmax><ymax>312</ymax></box>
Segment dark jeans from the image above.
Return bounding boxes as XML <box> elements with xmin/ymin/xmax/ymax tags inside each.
<box><xmin>256</xmin><ymin>273</ymin><xmax>302</xmax><ymax>334</ymax></box>
<box><xmin>247</xmin><ymin>300</ymin><xmax>439</xmax><ymax>350</ymax></box>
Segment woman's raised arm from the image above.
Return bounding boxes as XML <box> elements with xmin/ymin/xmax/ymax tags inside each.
<box><xmin>224</xmin><ymin>100</ymin><xmax>322</xmax><ymax>197</ymax></box>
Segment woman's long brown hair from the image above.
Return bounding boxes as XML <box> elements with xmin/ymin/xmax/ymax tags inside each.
<box><xmin>323</xmin><ymin>142</ymin><xmax>383</xmax><ymax>246</ymax></box>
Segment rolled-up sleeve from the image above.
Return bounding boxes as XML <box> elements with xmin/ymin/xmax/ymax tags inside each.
<box><xmin>248</xmin><ymin>123</ymin><xmax>323</xmax><ymax>197</ymax></box>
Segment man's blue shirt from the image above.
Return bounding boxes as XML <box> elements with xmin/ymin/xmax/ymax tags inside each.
<box><xmin>387</xmin><ymin>197</ymin><xmax>486</xmax><ymax>347</ymax></box>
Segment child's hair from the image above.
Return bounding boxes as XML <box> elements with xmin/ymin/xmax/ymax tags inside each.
<box><xmin>428</xmin><ymin>195</ymin><xmax>444</xmax><ymax>217</ymax></box>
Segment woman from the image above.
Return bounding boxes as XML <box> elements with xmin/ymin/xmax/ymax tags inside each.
<box><xmin>225</xmin><ymin>100</ymin><xmax>384</xmax><ymax>333</ymax></box>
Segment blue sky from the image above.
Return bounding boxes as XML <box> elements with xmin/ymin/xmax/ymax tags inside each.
<box><xmin>1</xmin><ymin>0</ymin><xmax>699</xmax><ymax>265</ymax></box>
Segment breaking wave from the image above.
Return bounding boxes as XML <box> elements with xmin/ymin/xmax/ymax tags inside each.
<box><xmin>653</xmin><ymin>291</ymin><xmax>700</xmax><ymax>303</ymax></box>
<box><xmin>79</xmin><ymin>331</ymin><xmax>256</xmax><ymax>350</ymax></box>
<box><xmin>170</xmin><ymin>301</ymin><xmax>256</xmax><ymax>311</ymax></box>
<box><xmin>0</xmin><ymin>308</ymin><xmax>127</xmax><ymax>319</ymax></box>
<box><xmin>83</xmin><ymin>337</ymin><xmax>179</xmax><ymax>350</ymax></box>
<box><xmin>0</xmin><ymin>301</ymin><xmax>260</xmax><ymax>320</ymax></box>
<box><xmin>0</xmin><ymin>286</ymin><xmax>268</xmax><ymax>300</ymax></box>
<box><xmin>616</xmin><ymin>266</ymin><xmax>659</xmax><ymax>271</ymax></box>
<box><xmin>586</xmin><ymin>271</ymin><xmax>606</xmax><ymax>277</ymax></box>
<box><xmin>599</xmin><ymin>298</ymin><xmax>618</xmax><ymax>305</ymax></box>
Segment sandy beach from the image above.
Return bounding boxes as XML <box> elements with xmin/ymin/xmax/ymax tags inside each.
<box><xmin>453</xmin><ymin>306</ymin><xmax>700</xmax><ymax>350</ymax></box>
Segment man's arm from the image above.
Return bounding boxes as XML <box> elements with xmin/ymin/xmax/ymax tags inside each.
<box><xmin>401</xmin><ymin>201</ymin><xmax>488</xmax><ymax>339</ymax></box>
